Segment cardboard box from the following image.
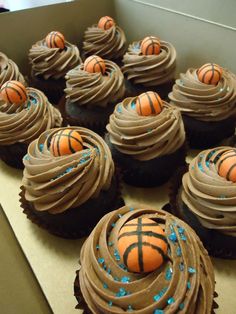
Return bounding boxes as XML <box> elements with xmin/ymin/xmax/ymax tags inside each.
<box><xmin>0</xmin><ymin>1</ymin><xmax>236</xmax><ymax>313</ymax></box>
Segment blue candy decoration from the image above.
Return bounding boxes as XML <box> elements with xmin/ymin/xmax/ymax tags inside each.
<box><xmin>168</xmin><ymin>232</ymin><xmax>177</xmax><ymax>242</ymax></box>
<box><xmin>188</xmin><ymin>267</ymin><xmax>196</xmax><ymax>274</ymax></box>
<box><xmin>165</xmin><ymin>268</ymin><xmax>173</xmax><ymax>281</ymax></box>
<box><xmin>154</xmin><ymin>310</ymin><xmax>164</xmax><ymax>314</ymax></box>
<box><xmin>176</xmin><ymin>247</ymin><xmax>182</xmax><ymax>257</ymax></box>
<box><xmin>98</xmin><ymin>258</ymin><xmax>105</xmax><ymax>264</ymax></box>
<box><xmin>108</xmin><ymin>301</ymin><xmax>113</xmax><ymax>307</ymax></box>
<box><xmin>116</xmin><ymin>287</ymin><xmax>129</xmax><ymax>297</ymax></box>
<box><xmin>167</xmin><ymin>297</ymin><xmax>175</xmax><ymax>305</ymax></box>
<box><xmin>179</xmin><ymin>303</ymin><xmax>184</xmax><ymax>310</ymax></box>
<box><xmin>187</xmin><ymin>281</ymin><xmax>191</xmax><ymax>289</ymax></box>
<box><xmin>121</xmin><ymin>276</ymin><xmax>130</xmax><ymax>283</ymax></box>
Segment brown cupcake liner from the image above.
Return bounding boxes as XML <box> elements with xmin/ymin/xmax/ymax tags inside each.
<box><xmin>19</xmin><ymin>171</ymin><xmax>124</xmax><ymax>239</ymax></box>
<box><xmin>168</xmin><ymin>165</ymin><xmax>236</xmax><ymax>259</ymax></box>
<box><xmin>0</xmin><ymin>142</ymin><xmax>28</xmax><ymax>169</ymax></box>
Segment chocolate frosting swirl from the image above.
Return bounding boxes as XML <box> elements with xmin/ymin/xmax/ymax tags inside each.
<box><xmin>106</xmin><ymin>97</ymin><xmax>185</xmax><ymax>161</ymax></box>
<box><xmin>78</xmin><ymin>205</ymin><xmax>215</xmax><ymax>314</ymax></box>
<box><xmin>0</xmin><ymin>87</ymin><xmax>62</xmax><ymax>145</ymax></box>
<box><xmin>64</xmin><ymin>60</ymin><xmax>125</xmax><ymax>107</ymax></box>
<box><xmin>122</xmin><ymin>40</ymin><xmax>176</xmax><ymax>86</ymax></box>
<box><xmin>169</xmin><ymin>68</ymin><xmax>236</xmax><ymax>121</ymax></box>
<box><xmin>22</xmin><ymin>127</ymin><xmax>114</xmax><ymax>214</ymax></box>
<box><xmin>83</xmin><ymin>25</ymin><xmax>126</xmax><ymax>60</ymax></box>
<box><xmin>29</xmin><ymin>40</ymin><xmax>81</xmax><ymax>79</ymax></box>
<box><xmin>0</xmin><ymin>52</ymin><xmax>25</xmax><ymax>86</ymax></box>
<box><xmin>182</xmin><ymin>147</ymin><xmax>236</xmax><ymax>236</ymax></box>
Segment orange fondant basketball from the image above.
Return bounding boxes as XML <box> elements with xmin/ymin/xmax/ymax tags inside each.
<box><xmin>0</xmin><ymin>80</ymin><xmax>27</xmax><ymax>105</ymax></box>
<box><xmin>84</xmin><ymin>55</ymin><xmax>106</xmax><ymax>74</ymax></box>
<box><xmin>117</xmin><ymin>217</ymin><xmax>168</xmax><ymax>273</ymax></box>
<box><xmin>218</xmin><ymin>149</ymin><xmax>236</xmax><ymax>182</ymax></box>
<box><xmin>98</xmin><ymin>16</ymin><xmax>115</xmax><ymax>30</ymax></box>
<box><xmin>197</xmin><ymin>63</ymin><xmax>222</xmax><ymax>85</ymax></box>
<box><xmin>45</xmin><ymin>31</ymin><xmax>65</xmax><ymax>49</ymax></box>
<box><xmin>50</xmin><ymin>129</ymin><xmax>83</xmax><ymax>157</ymax></box>
<box><xmin>141</xmin><ymin>36</ymin><xmax>161</xmax><ymax>55</ymax></box>
<box><xmin>136</xmin><ymin>91</ymin><xmax>163</xmax><ymax>116</ymax></box>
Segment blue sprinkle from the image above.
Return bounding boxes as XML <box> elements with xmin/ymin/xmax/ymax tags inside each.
<box><xmin>31</xmin><ymin>97</ymin><xmax>37</xmax><ymax>104</ymax></box>
<box><xmin>219</xmin><ymin>195</ymin><xmax>226</xmax><ymax>199</ymax></box>
<box><xmin>115</xmin><ymin>255</ymin><xmax>121</xmax><ymax>261</ymax></box>
<box><xmin>111</xmin><ymin>223</ymin><xmax>116</xmax><ymax>228</ymax></box>
<box><xmin>179</xmin><ymin>303</ymin><xmax>185</xmax><ymax>310</ymax></box>
<box><xmin>165</xmin><ymin>268</ymin><xmax>173</xmax><ymax>281</ymax></box>
<box><xmin>79</xmin><ymin>158</ymin><xmax>86</xmax><ymax>164</ymax></box>
<box><xmin>23</xmin><ymin>154</ymin><xmax>30</xmax><ymax>161</ymax></box>
<box><xmin>176</xmin><ymin>247</ymin><xmax>182</xmax><ymax>257</ymax></box>
<box><xmin>153</xmin><ymin>288</ymin><xmax>167</xmax><ymax>302</ymax></box>
<box><xmin>168</xmin><ymin>232</ymin><xmax>177</xmax><ymax>242</ymax></box>
<box><xmin>108</xmin><ymin>301</ymin><xmax>113</xmax><ymax>307</ymax></box>
<box><xmin>107</xmin><ymin>268</ymin><xmax>111</xmax><ymax>274</ymax></box>
<box><xmin>103</xmin><ymin>264</ymin><xmax>107</xmax><ymax>270</ymax></box>
<box><xmin>154</xmin><ymin>310</ymin><xmax>164</xmax><ymax>314</ymax></box>
<box><xmin>98</xmin><ymin>258</ymin><xmax>105</xmax><ymax>264</ymax></box>
<box><xmin>198</xmin><ymin>162</ymin><xmax>204</xmax><ymax>172</ymax></box>
<box><xmin>119</xmin><ymin>263</ymin><xmax>127</xmax><ymax>271</ymax></box>
<box><xmin>129</xmin><ymin>207</ymin><xmax>134</xmax><ymax>211</ymax></box>
<box><xmin>127</xmin><ymin>305</ymin><xmax>133</xmax><ymax>312</ymax></box>
<box><xmin>187</xmin><ymin>281</ymin><xmax>191</xmax><ymax>289</ymax></box>
<box><xmin>121</xmin><ymin>276</ymin><xmax>130</xmax><ymax>283</ymax></box>
<box><xmin>108</xmin><ymin>242</ymin><xmax>114</xmax><ymax>247</ymax></box>
<box><xmin>179</xmin><ymin>263</ymin><xmax>184</xmax><ymax>271</ymax></box>
<box><xmin>118</xmin><ymin>214</ymin><xmax>123</xmax><ymax>218</ymax></box>
<box><xmin>114</xmin><ymin>277</ymin><xmax>119</xmax><ymax>281</ymax></box>
<box><xmin>39</xmin><ymin>144</ymin><xmax>44</xmax><ymax>152</ymax></box>
<box><xmin>117</xmin><ymin>104</ymin><xmax>122</xmax><ymax>113</ymax></box>
<box><xmin>178</xmin><ymin>227</ymin><xmax>185</xmax><ymax>234</ymax></box>
<box><xmin>116</xmin><ymin>287</ymin><xmax>128</xmax><ymax>297</ymax></box>
<box><xmin>167</xmin><ymin>297</ymin><xmax>175</xmax><ymax>305</ymax></box>
<box><xmin>188</xmin><ymin>267</ymin><xmax>196</xmax><ymax>274</ymax></box>
<box><xmin>131</xmin><ymin>101</ymin><xmax>136</xmax><ymax>109</ymax></box>
<box><xmin>66</xmin><ymin>166</ymin><xmax>74</xmax><ymax>173</ymax></box>
<box><xmin>206</xmin><ymin>160</ymin><xmax>210</xmax><ymax>168</ymax></box>
<box><xmin>103</xmin><ymin>283</ymin><xmax>108</xmax><ymax>289</ymax></box>
<box><xmin>96</xmin><ymin>245</ymin><xmax>100</xmax><ymax>250</ymax></box>
<box><xmin>27</xmin><ymin>100</ymin><xmax>31</xmax><ymax>109</ymax></box>
<box><xmin>153</xmin><ymin>294</ymin><xmax>161</xmax><ymax>302</ymax></box>
<box><xmin>180</xmin><ymin>234</ymin><xmax>187</xmax><ymax>241</ymax></box>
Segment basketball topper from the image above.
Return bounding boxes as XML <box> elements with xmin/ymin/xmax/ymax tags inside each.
<box><xmin>98</xmin><ymin>16</ymin><xmax>115</xmax><ymax>30</ymax></box>
<box><xmin>50</xmin><ymin>129</ymin><xmax>83</xmax><ymax>157</ymax></box>
<box><xmin>218</xmin><ymin>149</ymin><xmax>236</xmax><ymax>182</ymax></box>
<box><xmin>141</xmin><ymin>36</ymin><xmax>161</xmax><ymax>55</ymax></box>
<box><xmin>45</xmin><ymin>31</ymin><xmax>65</xmax><ymax>49</ymax></box>
<box><xmin>84</xmin><ymin>55</ymin><xmax>106</xmax><ymax>75</ymax></box>
<box><xmin>0</xmin><ymin>80</ymin><xmax>27</xmax><ymax>105</ymax></box>
<box><xmin>117</xmin><ymin>217</ymin><xmax>168</xmax><ymax>273</ymax></box>
<box><xmin>197</xmin><ymin>63</ymin><xmax>222</xmax><ymax>85</ymax></box>
<box><xmin>136</xmin><ymin>91</ymin><xmax>163</xmax><ymax>116</ymax></box>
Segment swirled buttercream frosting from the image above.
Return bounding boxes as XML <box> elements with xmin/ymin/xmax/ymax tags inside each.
<box><xmin>64</xmin><ymin>60</ymin><xmax>125</xmax><ymax>107</ymax></box>
<box><xmin>77</xmin><ymin>205</ymin><xmax>215</xmax><ymax>314</ymax></box>
<box><xmin>122</xmin><ymin>40</ymin><xmax>176</xmax><ymax>86</ymax></box>
<box><xmin>22</xmin><ymin>127</ymin><xmax>114</xmax><ymax>214</ymax></box>
<box><xmin>83</xmin><ymin>25</ymin><xmax>126</xmax><ymax>60</ymax></box>
<box><xmin>29</xmin><ymin>40</ymin><xmax>81</xmax><ymax>79</ymax></box>
<box><xmin>181</xmin><ymin>147</ymin><xmax>236</xmax><ymax>236</ymax></box>
<box><xmin>0</xmin><ymin>52</ymin><xmax>25</xmax><ymax>86</ymax></box>
<box><xmin>106</xmin><ymin>97</ymin><xmax>185</xmax><ymax>161</ymax></box>
<box><xmin>169</xmin><ymin>68</ymin><xmax>236</xmax><ymax>121</ymax></box>
<box><xmin>0</xmin><ymin>87</ymin><xmax>62</xmax><ymax>145</ymax></box>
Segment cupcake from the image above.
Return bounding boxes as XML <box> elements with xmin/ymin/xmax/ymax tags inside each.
<box><xmin>20</xmin><ymin>126</ymin><xmax>124</xmax><ymax>238</ymax></box>
<box><xmin>29</xmin><ymin>31</ymin><xmax>81</xmax><ymax>105</ymax></box>
<box><xmin>61</xmin><ymin>55</ymin><xmax>125</xmax><ymax>134</ymax></box>
<box><xmin>83</xmin><ymin>16</ymin><xmax>126</xmax><ymax>64</ymax></box>
<box><xmin>169</xmin><ymin>63</ymin><xmax>236</xmax><ymax>149</ymax></box>
<box><xmin>170</xmin><ymin>146</ymin><xmax>236</xmax><ymax>258</ymax></box>
<box><xmin>0</xmin><ymin>52</ymin><xmax>26</xmax><ymax>87</ymax></box>
<box><xmin>106</xmin><ymin>91</ymin><xmax>186</xmax><ymax>187</ymax></box>
<box><xmin>74</xmin><ymin>204</ymin><xmax>217</xmax><ymax>314</ymax></box>
<box><xmin>122</xmin><ymin>36</ymin><xmax>176</xmax><ymax>99</ymax></box>
<box><xmin>0</xmin><ymin>80</ymin><xmax>62</xmax><ymax>169</ymax></box>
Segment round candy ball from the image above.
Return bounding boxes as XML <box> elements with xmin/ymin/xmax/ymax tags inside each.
<box><xmin>136</xmin><ymin>91</ymin><xmax>163</xmax><ymax>116</ymax></box>
<box><xmin>141</xmin><ymin>36</ymin><xmax>161</xmax><ymax>55</ymax></box>
<box><xmin>197</xmin><ymin>63</ymin><xmax>222</xmax><ymax>85</ymax></box>
<box><xmin>84</xmin><ymin>55</ymin><xmax>106</xmax><ymax>75</ymax></box>
<box><xmin>98</xmin><ymin>16</ymin><xmax>115</xmax><ymax>30</ymax></box>
<box><xmin>218</xmin><ymin>149</ymin><xmax>236</xmax><ymax>182</ymax></box>
<box><xmin>45</xmin><ymin>31</ymin><xmax>65</xmax><ymax>49</ymax></box>
<box><xmin>50</xmin><ymin>129</ymin><xmax>83</xmax><ymax>157</ymax></box>
<box><xmin>0</xmin><ymin>80</ymin><xmax>27</xmax><ymax>105</ymax></box>
<box><xmin>117</xmin><ymin>217</ymin><xmax>168</xmax><ymax>273</ymax></box>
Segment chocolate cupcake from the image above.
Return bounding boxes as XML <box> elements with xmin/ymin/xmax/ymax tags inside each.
<box><xmin>20</xmin><ymin>126</ymin><xmax>124</xmax><ymax>238</ymax></box>
<box><xmin>61</xmin><ymin>55</ymin><xmax>125</xmax><ymax>134</ymax></box>
<box><xmin>0</xmin><ymin>80</ymin><xmax>62</xmax><ymax>169</ymax></box>
<box><xmin>106</xmin><ymin>92</ymin><xmax>186</xmax><ymax>187</ymax></box>
<box><xmin>169</xmin><ymin>147</ymin><xmax>236</xmax><ymax>258</ymax></box>
<box><xmin>83</xmin><ymin>16</ymin><xmax>126</xmax><ymax>64</ymax></box>
<box><xmin>29</xmin><ymin>31</ymin><xmax>81</xmax><ymax>105</ymax></box>
<box><xmin>122</xmin><ymin>36</ymin><xmax>176</xmax><ymax>99</ymax></box>
<box><xmin>169</xmin><ymin>63</ymin><xmax>236</xmax><ymax>149</ymax></box>
<box><xmin>74</xmin><ymin>205</ymin><xmax>217</xmax><ymax>314</ymax></box>
<box><xmin>0</xmin><ymin>52</ymin><xmax>26</xmax><ymax>87</ymax></box>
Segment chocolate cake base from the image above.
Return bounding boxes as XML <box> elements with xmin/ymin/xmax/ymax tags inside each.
<box><xmin>0</xmin><ymin>142</ymin><xmax>28</xmax><ymax>169</ymax></box>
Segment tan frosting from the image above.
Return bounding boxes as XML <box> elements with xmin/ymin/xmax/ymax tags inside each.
<box><xmin>64</xmin><ymin>60</ymin><xmax>125</xmax><ymax>107</ymax></box>
<box><xmin>106</xmin><ymin>97</ymin><xmax>185</xmax><ymax>161</ymax></box>
<box><xmin>0</xmin><ymin>87</ymin><xmax>62</xmax><ymax>145</ymax></box>
<box><xmin>29</xmin><ymin>40</ymin><xmax>81</xmax><ymax>80</ymax></box>
<box><xmin>0</xmin><ymin>52</ymin><xmax>25</xmax><ymax>86</ymax></box>
<box><xmin>22</xmin><ymin>127</ymin><xmax>114</xmax><ymax>214</ymax></box>
<box><xmin>83</xmin><ymin>25</ymin><xmax>126</xmax><ymax>60</ymax></box>
<box><xmin>169</xmin><ymin>68</ymin><xmax>236</xmax><ymax>121</ymax></box>
<box><xmin>122</xmin><ymin>40</ymin><xmax>176</xmax><ymax>86</ymax></box>
<box><xmin>182</xmin><ymin>147</ymin><xmax>236</xmax><ymax>236</ymax></box>
<box><xmin>79</xmin><ymin>205</ymin><xmax>215</xmax><ymax>314</ymax></box>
